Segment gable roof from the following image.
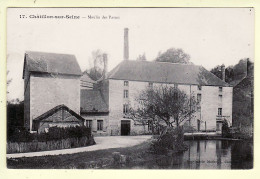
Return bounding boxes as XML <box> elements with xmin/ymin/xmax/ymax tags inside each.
<box><xmin>23</xmin><ymin>51</ymin><xmax>82</xmax><ymax>78</ymax></box>
<box><xmin>33</xmin><ymin>104</ymin><xmax>85</xmax><ymax>122</ymax></box>
<box><xmin>108</xmin><ymin>60</ymin><xmax>230</xmax><ymax>87</ymax></box>
<box><xmin>81</xmin><ymin>73</ymin><xmax>96</xmax><ymax>83</ymax></box>
<box><xmin>80</xmin><ymin>89</ymin><xmax>109</xmax><ymax>113</ymax></box>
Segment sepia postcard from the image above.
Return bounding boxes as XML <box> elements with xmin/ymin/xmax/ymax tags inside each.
<box><xmin>1</xmin><ymin>4</ymin><xmax>258</xmax><ymax>179</ymax></box>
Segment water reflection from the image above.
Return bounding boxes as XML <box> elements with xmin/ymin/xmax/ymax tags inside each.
<box><xmin>131</xmin><ymin>140</ymin><xmax>253</xmax><ymax>169</ymax></box>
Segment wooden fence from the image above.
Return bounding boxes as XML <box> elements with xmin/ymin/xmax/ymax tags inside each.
<box><xmin>7</xmin><ymin>136</ymin><xmax>95</xmax><ymax>154</ymax></box>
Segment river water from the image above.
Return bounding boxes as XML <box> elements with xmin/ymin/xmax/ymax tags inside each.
<box><xmin>132</xmin><ymin>140</ymin><xmax>253</xmax><ymax>169</ymax></box>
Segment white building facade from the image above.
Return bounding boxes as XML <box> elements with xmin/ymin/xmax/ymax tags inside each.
<box><xmin>105</xmin><ymin>60</ymin><xmax>233</xmax><ymax>135</ymax></box>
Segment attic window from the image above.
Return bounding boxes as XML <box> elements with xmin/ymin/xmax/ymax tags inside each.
<box><xmin>124</xmin><ymin>81</ymin><xmax>129</xmax><ymax>86</ymax></box>
<box><xmin>198</xmin><ymin>85</ymin><xmax>202</xmax><ymax>90</ymax></box>
<box><xmin>148</xmin><ymin>82</ymin><xmax>153</xmax><ymax>88</ymax></box>
<box><xmin>219</xmin><ymin>87</ymin><xmax>223</xmax><ymax>92</ymax></box>
<box><xmin>174</xmin><ymin>84</ymin><xmax>178</xmax><ymax>89</ymax></box>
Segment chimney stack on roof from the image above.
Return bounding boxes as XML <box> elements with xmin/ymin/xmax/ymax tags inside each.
<box><xmin>221</xmin><ymin>64</ymin><xmax>225</xmax><ymax>82</ymax></box>
<box><xmin>124</xmin><ymin>28</ymin><xmax>129</xmax><ymax>60</ymax></box>
<box><xmin>103</xmin><ymin>53</ymin><xmax>108</xmax><ymax>80</ymax></box>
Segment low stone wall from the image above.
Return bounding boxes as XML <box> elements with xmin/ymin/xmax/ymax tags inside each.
<box><xmin>7</xmin><ymin>136</ymin><xmax>95</xmax><ymax>154</ymax></box>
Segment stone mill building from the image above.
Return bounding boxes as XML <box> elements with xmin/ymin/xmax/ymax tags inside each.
<box><xmin>23</xmin><ymin>28</ymin><xmax>233</xmax><ymax>135</ymax></box>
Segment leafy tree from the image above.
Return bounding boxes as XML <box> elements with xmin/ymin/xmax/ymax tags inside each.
<box><xmin>136</xmin><ymin>53</ymin><xmax>147</xmax><ymax>61</ymax></box>
<box><xmin>155</xmin><ymin>48</ymin><xmax>191</xmax><ymax>64</ymax></box>
<box><xmin>7</xmin><ymin>100</ymin><xmax>24</xmax><ymax>140</ymax></box>
<box><xmin>210</xmin><ymin>65</ymin><xmax>223</xmax><ymax>80</ymax></box>
<box><xmin>210</xmin><ymin>58</ymin><xmax>253</xmax><ymax>84</ymax></box>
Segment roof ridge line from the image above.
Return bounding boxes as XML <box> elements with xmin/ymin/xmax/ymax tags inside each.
<box><xmin>26</xmin><ymin>50</ymin><xmax>75</xmax><ymax>56</ymax></box>
<box><xmin>125</xmin><ymin>59</ymin><xmax>199</xmax><ymax>67</ymax></box>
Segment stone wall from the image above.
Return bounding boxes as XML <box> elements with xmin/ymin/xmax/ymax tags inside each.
<box><xmin>81</xmin><ymin>114</ymin><xmax>109</xmax><ymax>136</ymax></box>
<box><xmin>108</xmin><ymin>79</ymin><xmax>233</xmax><ymax>134</ymax></box>
<box><xmin>30</xmin><ymin>75</ymin><xmax>80</xmax><ymax>131</ymax></box>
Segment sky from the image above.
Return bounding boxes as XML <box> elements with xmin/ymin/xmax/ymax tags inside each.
<box><xmin>7</xmin><ymin>8</ymin><xmax>254</xmax><ymax>101</ymax></box>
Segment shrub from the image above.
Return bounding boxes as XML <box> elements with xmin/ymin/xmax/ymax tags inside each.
<box><xmin>150</xmin><ymin>126</ymin><xmax>187</xmax><ymax>154</ymax></box>
<box><xmin>8</xmin><ymin>126</ymin><xmax>92</xmax><ymax>143</ymax></box>
<box><xmin>222</xmin><ymin>119</ymin><xmax>232</xmax><ymax>138</ymax></box>
<box><xmin>8</xmin><ymin>128</ymin><xmax>34</xmax><ymax>142</ymax></box>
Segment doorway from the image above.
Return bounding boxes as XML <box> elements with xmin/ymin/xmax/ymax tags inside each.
<box><xmin>121</xmin><ymin>120</ymin><xmax>131</xmax><ymax>136</ymax></box>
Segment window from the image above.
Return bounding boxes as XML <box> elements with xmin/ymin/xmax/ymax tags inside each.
<box><xmin>218</xmin><ymin>108</ymin><xmax>222</xmax><ymax>116</ymax></box>
<box><xmin>124</xmin><ymin>90</ymin><xmax>129</xmax><ymax>98</ymax></box>
<box><xmin>197</xmin><ymin>94</ymin><xmax>201</xmax><ymax>104</ymax></box>
<box><xmin>148</xmin><ymin>82</ymin><xmax>153</xmax><ymax>88</ymax></box>
<box><xmin>123</xmin><ymin>104</ymin><xmax>129</xmax><ymax>114</ymax></box>
<box><xmin>85</xmin><ymin>120</ymin><xmax>92</xmax><ymax>128</ymax></box>
<box><xmin>174</xmin><ymin>84</ymin><xmax>178</xmax><ymax>89</ymax></box>
<box><xmin>218</xmin><ymin>95</ymin><xmax>222</xmax><ymax>102</ymax></box>
<box><xmin>97</xmin><ymin>120</ymin><xmax>103</xmax><ymax>131</ymax></box>
<box><xmin>198</xmin><ymin>85</ymin><xmax>202</xmax><ymax>90</ymax></box>
<box><xmin>219</xmin><ymin>87</ymin><xmax>223</xmax><ymax>92</ymax></box>
<box><xmin>124</xmin><ymin>81</ymin><xmax>129</xmax><ymax>86</ymax></box>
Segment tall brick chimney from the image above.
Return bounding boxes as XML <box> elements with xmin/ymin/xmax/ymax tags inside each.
<box><xmin>221</xmin><ymin>64</ymin><xmax>225</xmax><ymax>81</ymax></box>
<box><xmin>124</xmin><ymin>28</ymin><xmax>129</xmax><ymax>60</ymax></box>
<box><xmin>103</xmin><ymin>53</ymin><xmax>108</xmax><ymax>80</ymax></box>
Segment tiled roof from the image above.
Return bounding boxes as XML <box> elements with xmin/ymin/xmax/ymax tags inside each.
<box><xmin>80</xmin><ymin>89</ymin><xmax>109</xmax><ymax>113</ymax></box>
<box><xmin>81</xmin><ymin>73</ymin><xmax>96</xmax><ymax>83</ymax></box>
<box><xmin>108</xmin><ymin>60</ymin><xmax>230</xmax><ymax>87</ymax></box>
<box><xmin>23</xmin><ymin>51</ymin><xmax>82</xmax><ymax>78</ymax></box>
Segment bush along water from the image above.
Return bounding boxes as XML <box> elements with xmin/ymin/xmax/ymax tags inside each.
<box><xmin>150</xmin><ymin>126</ymin><xmax>188</xmax><ymax>155</ymax></box>
<box><xmin>222</xmin><ymin>119</ymin><xmax>232</xmax><ymax>138</ymax></box>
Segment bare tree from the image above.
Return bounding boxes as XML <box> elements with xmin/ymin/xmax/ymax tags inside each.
<box><xmin>128</xmin><ymin>85</ymin><xmax>197</xmax><ymax>135</ymax></box>
<box><xmin>86</xmin><ymin>49</ymin><xmax>105</xmax><ymax>80</ymax></box>
<box><xmin>136</xmin><ymin>53</ymin><xmax>147</xmax><ymax>61</ymax></box>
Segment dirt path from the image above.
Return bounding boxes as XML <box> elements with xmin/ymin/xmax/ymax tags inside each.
<box><xmin>6</xmin><ymin>135</ymin><xmax>152</xmax><ymax>159</ymax></box>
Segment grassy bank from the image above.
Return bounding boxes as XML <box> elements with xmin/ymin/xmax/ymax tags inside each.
<box><xmin>7</xmin><ymin>139</ymin><xmax>159</xmax><ymax>169</ymax></box>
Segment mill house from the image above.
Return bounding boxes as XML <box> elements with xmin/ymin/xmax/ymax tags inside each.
<box><xmin>23</xmin><ymin>28</ymin><xmax>233</xmax><ymax>135</ymax></box>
